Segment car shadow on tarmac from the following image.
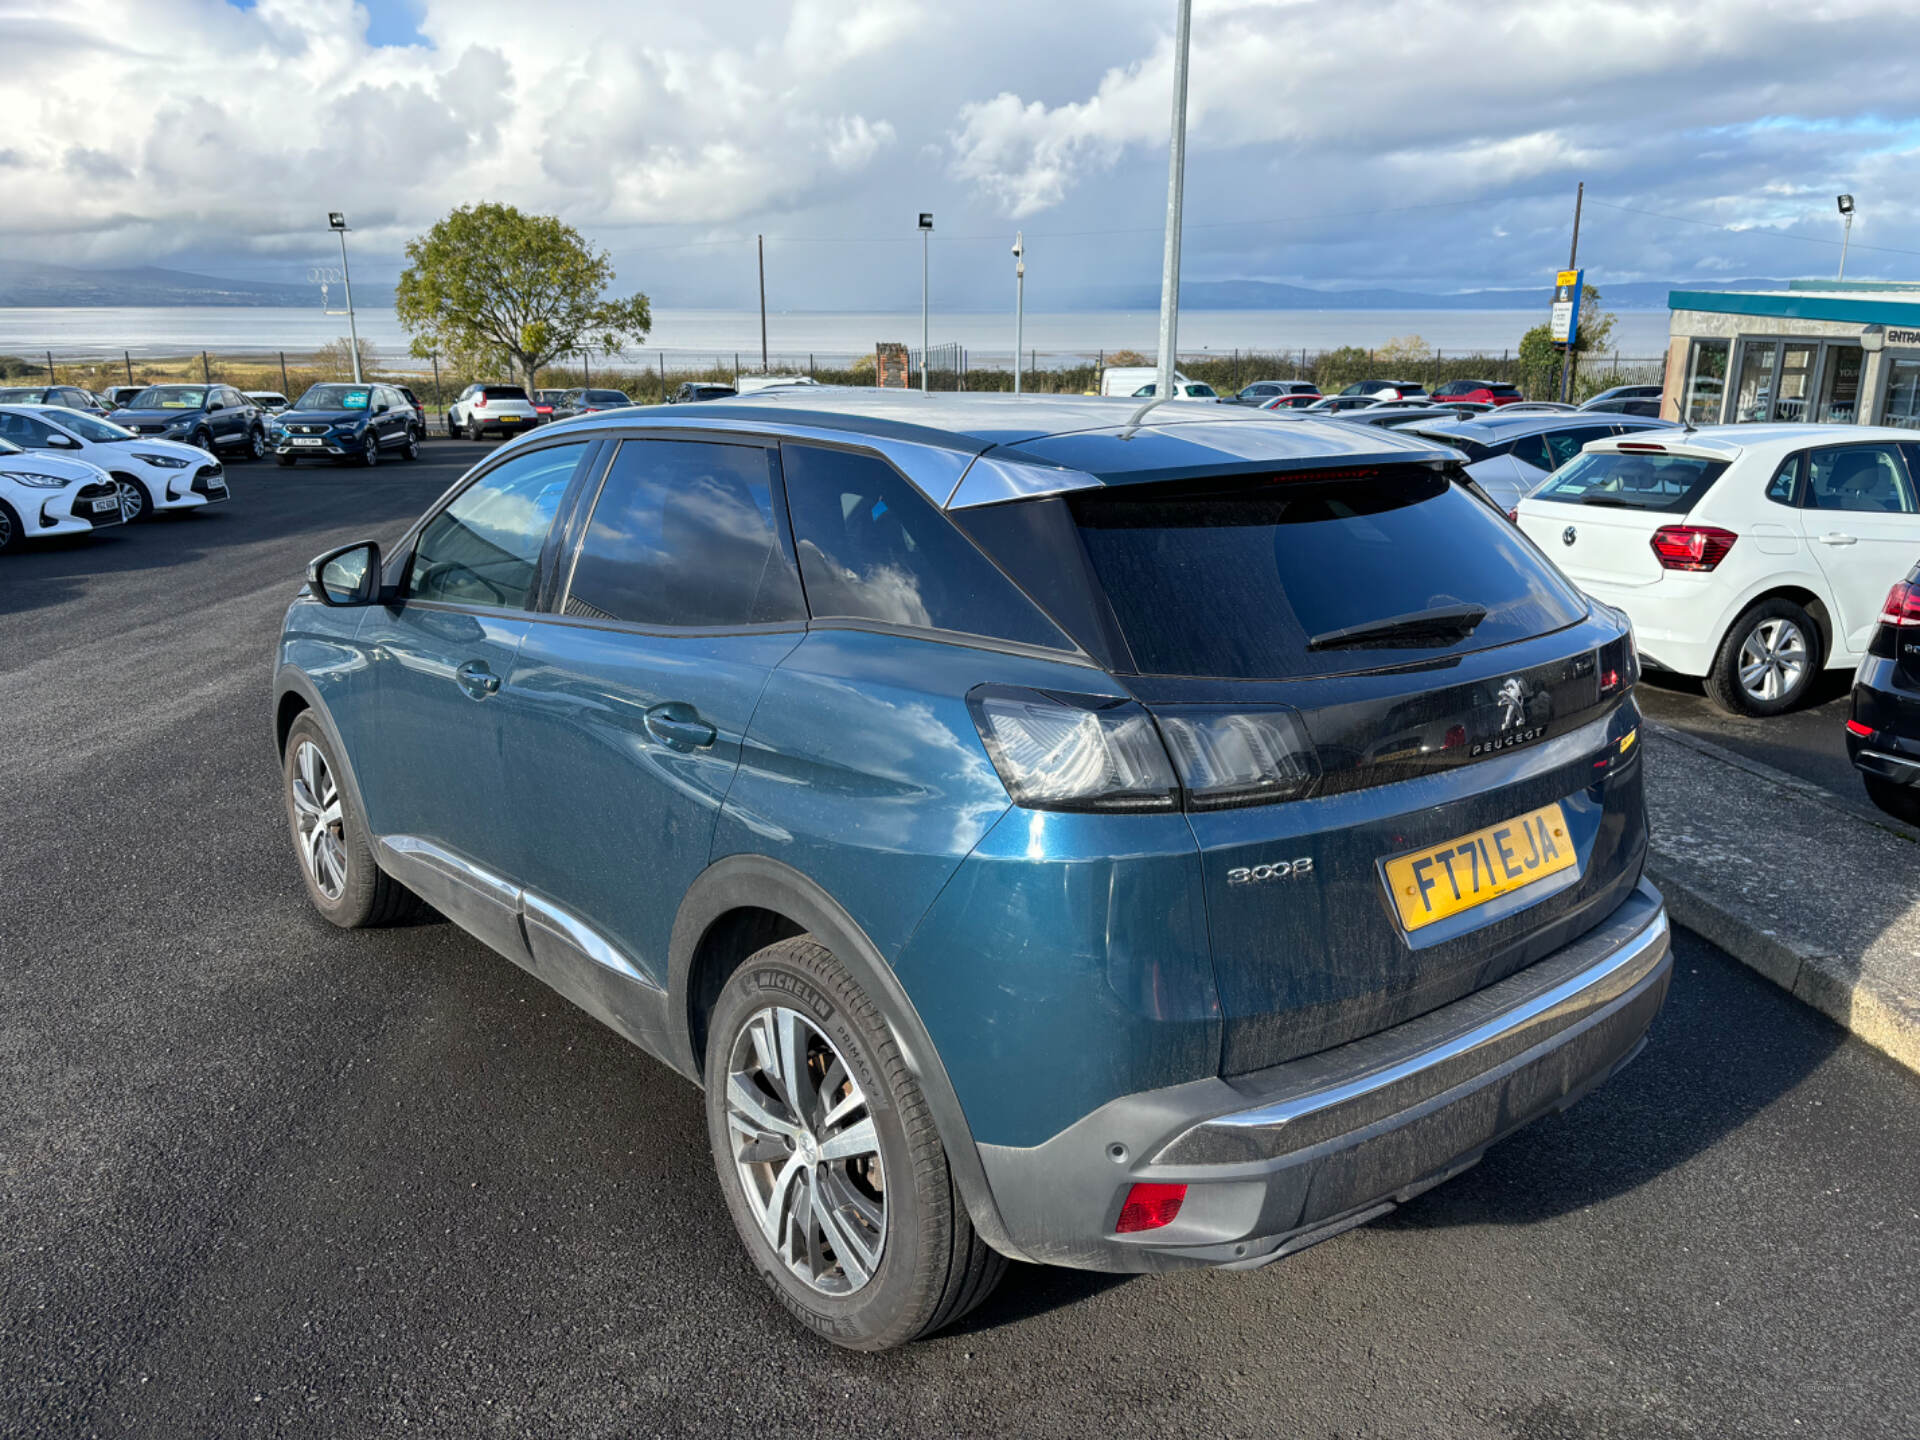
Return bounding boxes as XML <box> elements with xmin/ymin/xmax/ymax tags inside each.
<box><xmin>0</xmin><ymin>508</ymin><xmax>236</xmax><ymax>618</ymax></box>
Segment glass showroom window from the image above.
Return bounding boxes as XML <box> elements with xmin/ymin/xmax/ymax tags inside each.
<box><xmin>1815</xmin><ymin>346</ymin><xmax>1865</xmax><ymax>424</ymax></box>
<box><xmin>1684</xmin><ymin>340</ymin><xmax>1728</xmax><ymax>426</ymax></box>
<box><xmin>1884</xmin><ymin>359</ymin><xmax>1920</xmax><ymax>431</ymax></box>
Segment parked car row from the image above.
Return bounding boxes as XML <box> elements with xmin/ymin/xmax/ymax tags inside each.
<box><xmin>445</xmin><ymin>382</ymin><xmax>638</xmax><ymax>439</ymax></box>
<box><xmin>0</xmin><ymin>402</ymin><xmax>230</xmax><ymax>551</ymax></box>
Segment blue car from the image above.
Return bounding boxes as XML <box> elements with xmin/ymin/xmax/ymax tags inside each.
<box><xmin>268</xmin><ymin>382</ymin><xmax>421</xmax><ymax>467</ymax></box>
<box><xmin>109</xmin><ymin>382</ymin><xmax>268</xmax><ymax>460</ymax></box>
<box><xmin>274</xmin><ymin>392</ymin><xmax>1669</xmax><ymax>1350</ymax></box>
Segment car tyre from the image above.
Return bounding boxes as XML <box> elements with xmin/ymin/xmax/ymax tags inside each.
<box><xmin>466</xmin><ymin>419</ymin><xmax>484</xmax><ymax>442</ymax></box>
<box><xmin>1705</xmin><ymin>598</ymin><xmax>1821</xmax><ymax>716</ymax></box>
<box><xmin>246</xmin><ymin>426</ymin><xmax>266</xmax><ymax>460</ymax></box>
<box><xmin>362</xmin><ymin>435</ymin><xmax>379</xmax><ymax>468</ymax></box>
<box><xmin>191</xmin><ymin>427</ymin><xmax>215</xmax><ymax>455</ymax></box>
<box><xmin>112</xmin><ymin>475</ymin><xmax>150</xmax><ymax>523</ymax></box>
<box><xmin>704</xmin><ymin>936</ymin><xmax>1006</xmax><ymax>1352</ymax></box>
<box><xmin>1863</xmin><ymin>775</ymin><xmax>1920</xmax><ymax>826</ymax></box>
<box><xmin>0</xmin><ymin>500</ymin><xmax>19</xmax><ymax>554</ymax></box>
<box><xmin>282</xmin><ymin>714</ymin><xmax>422</xmax><ymax>928</ymax></box>
<box><xmin>400</xmin><ymin>431</ymin><xmax>419</xmax><ymax>462</ymax></box>
<box><xmin>446</xmin><ymin>413</ymin><xmax>458</xmax><ymax>439</ymax></box>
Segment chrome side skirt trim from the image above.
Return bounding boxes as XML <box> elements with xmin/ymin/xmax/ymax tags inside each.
<box><xmin>521</xmin><ymin>889</ymin><xmax>663</xmax><ymax>992</ymax></box>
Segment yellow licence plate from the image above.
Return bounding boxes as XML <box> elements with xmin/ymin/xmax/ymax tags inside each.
<box><xmin>1383</xmin><ymin>803</ymin><xmax>1575</xmax><ymax>932</ymax></box>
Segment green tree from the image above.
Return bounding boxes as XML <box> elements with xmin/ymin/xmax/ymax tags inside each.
<box><xmin>395</xmin><ymin>203</ymin><xmax>652</xmax><ymax>392</ymax></box>
<box><xmin>1516</xmin><ymin>283</ymin><xmax>1616</xmax><ymax>399</ymax></box>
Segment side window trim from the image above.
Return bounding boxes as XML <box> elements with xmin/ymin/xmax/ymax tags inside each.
<box><xmin>1767</xmin><ymin>452</ymin><xmax>1805</xmax><ymax>508</ymax></box>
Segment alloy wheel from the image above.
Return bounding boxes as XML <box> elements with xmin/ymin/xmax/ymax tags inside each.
<box><xmin>0</xmin><ymin>507</ymin><xmax>13</xmax><ymax>551</ymax></box>
<box><xmin>248</xmin><ymin>428</ymin><xmax>265</xmax><ymax>459</ymax></box>
<box><xmin>290</xmin><ymin>740</ymin><xmax>348</xmax><ymax>901</ymax></box>
<box><xmin>1738</xmin><ymin>617</ymin><xmax>1809</xmax><ymax>703</ymax></box>
<box><xmin>724</xmin><ymin>1005</ymin><xmax>886</xmax><ymax>1296</ymax></box>
<box><xmin>115</xmin><ymin>478</ymin><xmax>146</xmax><ymax>522</ymax></box>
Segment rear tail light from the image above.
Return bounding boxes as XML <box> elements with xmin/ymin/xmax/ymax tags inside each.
<box><xmin>968</xmin><ymin>687</ymin><xmax>1177</xmax><ymax>813</ymax></box>
<box><xmin>1882</xmin><ymin>580</ymin><xmax>1920</xmax><ymax>628</ymax></box>
<box><xmin>969</xmin><ymin>689</ymin><xmax>1322</xmax><ymax>813</ymax></box>
<box><xmin>1650</xmin><ymin>525</ymin><xmax>1737</xmax><ymax>571</ymax></box>
<box><xmin>474</xmin><ymin>395</ymin><xmax>487</xmax><ymax>408</ymax></box>
<box><xmin>1155</xmin><ymin>707</ymin><xmax>1320</xmax><ymax>809</ymax></box>
<box><xmin>1115</xmin><ymin>1183</ymin><xmax>1187</xmax><ymax>1234</ymax></box>
<box><xmin>1846</xmin><ymin>719</ymin><xmax>1875</xmax><ymax>738</ymax></box>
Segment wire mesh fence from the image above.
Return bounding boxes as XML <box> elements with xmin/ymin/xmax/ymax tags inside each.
<box><xmin>2</xmin><ymin>339</ymin><xmax>1668</xmax><ymax>407</ymax></box>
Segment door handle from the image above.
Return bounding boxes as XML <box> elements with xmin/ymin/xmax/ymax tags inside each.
<box><xmin>1817</xmin><ymin>532</ymin><xmax>1858</xmax><ymax>546</ymax></box>
<box><xmin>455</xmin><ymin>660</ymin><xmax>502</xmax><ymax>699</ymax></box>
<box><xmin>644</xmin><ymin>703</ymin><xmax>717</xmax><ymax>750</ymax></box>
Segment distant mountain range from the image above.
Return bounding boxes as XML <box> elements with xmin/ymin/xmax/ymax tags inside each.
<box><xmin>1077</xmin><ymin>277</ymin><xmax>1792</xmax><ymax>312</ymax></box>
<box><xmin>0</xmin><ymin>258</ymin><xmax>1787</xmax><ymax>312</ymax></box>
<box><xmin>0</xmin><ymin>261</ymin><xmax>392</xmax><ymax>309</ymax></box>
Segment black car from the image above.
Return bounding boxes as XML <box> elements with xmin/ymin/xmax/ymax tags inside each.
<box><xmin>394</xmin><ymin>386</ymin><xmax>429</xmax><ymax>440</ymax></box>
<box><xmin>552</xmin><ymin>387</ymin><xmax>636</xmax><ymax>420</ymax></box>
<box><xmin>668</xmin><ymin>382</ymin><xmax>737</xmax><ymax>404</ymax></box>
<box><xmin>1580</xmin><ymin>396</ymin><xmax>1663</xmax><ymax>418</ymax></box>
<box><xmin>108</xmin><ymin>384</ymin><xmax>267</xmax><ymax>459</ymax></box>
<box><xmin>1847</xmin><ymin>559</ymin><xmax>1920</xmax><ymax>823</ymax></box>
<box><xmin>0</xmin><ymin>384</ymin><xmax>111</xmax><ymax>416</ymax></box>
<box><xmin>269</xmin><ymin>383</ymin><xmax>420</xmax><ymax>467</ymax></box>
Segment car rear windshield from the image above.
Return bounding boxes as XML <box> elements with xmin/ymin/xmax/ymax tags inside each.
<box><xmin>481</xmin><ymin>385</ymin><xmax>529</xmax><ymax>400</ymax></box>
<box><xmin>1531</xmin><ymin>451</ymin><xmax>1729</xmax><ymax>513</ymax></box>
<box><xmin>1065</xmin><ymin>467</ymin><xmax>1587</xmax><ymax>679</ymax></box>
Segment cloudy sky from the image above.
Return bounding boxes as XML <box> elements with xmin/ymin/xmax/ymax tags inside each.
<box><xmin>5</xmin><ymin>0</ymin><xmax>1919</xmax><ymax>310</ymax></box>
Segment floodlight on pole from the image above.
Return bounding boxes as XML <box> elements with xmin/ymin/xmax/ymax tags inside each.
<box><xmin>1836</xmin><ymin>194</ymin><xmax>1855</xmax><ymax>282</ymax></box>
<box><xmin>327</xmin><ymin>211</ymin><xmax>363</xmax><ymax>383</ymax></box>
<box><xmin>918</xmin><ymin>213</ymin><xmax>933</xmax><ymax>393</ymax></box>
<box><xmin>1012</xmin><ymin>231</ymin><xmax>1025</xmax><ymax>395</ymax></box>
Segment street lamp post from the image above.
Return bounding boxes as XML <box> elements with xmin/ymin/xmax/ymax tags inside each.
<box><xmin>1837</xmin><ymin>194</ymin><xmax>1856</xmax><ymax>283</ymax></box>
<box><xmin>918</xmin><ymin>212</ymin><xmax>933</xmax><ymax>392</ymax></box>
<box><xmin>1152</xmin><ymin>0</ymin><xmax>1193</xmax><ymax>413</ymax></box>
<box><xmin>1012</xmin><ymin>231</ymin><xmax>1025</xmax><ymax>395</ymax></box>
<box><xmin>326</xmin><ymin>212</ymin><xmax>362</xmax><ymax>384</ymax></box>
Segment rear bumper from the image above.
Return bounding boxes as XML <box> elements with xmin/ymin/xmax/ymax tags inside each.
<box><xmin>976</xmin><ymin>880</ymin><xmax>1670</xmax><ymax>1272</ymax></box>
<box><xmin>1848</xmin><ymin>664</ymin><xmax>1920</xmax><ymax>786</ymax></box>
<box><xmin>1575</xmin><ymin>577</ymin><xmax>1719</xmax><ymax>677</ymax></box>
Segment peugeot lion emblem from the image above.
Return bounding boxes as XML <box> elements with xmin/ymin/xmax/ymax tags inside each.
<box><xmin>1562</xmin><ymin>525</ymin><xmax>1578</xmax><ymax>547</ymax></box>
<box><xmin>1497</xmin><ymin>677</ymin><xmax>1529</xmax><ymax>732</ymax></box>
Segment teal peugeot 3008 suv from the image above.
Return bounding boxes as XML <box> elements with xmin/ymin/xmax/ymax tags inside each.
<box><xmin>275</xmin><ymin>392</ymin><xmax>1670</xmax><ymax>1351</ymax></box>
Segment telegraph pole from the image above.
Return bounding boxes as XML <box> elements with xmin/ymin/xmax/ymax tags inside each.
<box><xmin>1558</xmin><ymin>182</ymin><xmax>1584</xmax><ymax>405</ymax></box>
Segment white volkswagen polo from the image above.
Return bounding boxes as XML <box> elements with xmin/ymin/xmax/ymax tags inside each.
<box><xmin>1515</xmin><ymin>425</ymin><xmax>1920</xmax><ymax>715</ymax></box>
<box><xmin>0</xmin><ymin>436</ymin><xmax>126</xmax><ymax>553</ymax></box>
<box><xmin>0</xmin><ymin>404</ymin><xmax>229</xmax><ymax>522</ymax></box>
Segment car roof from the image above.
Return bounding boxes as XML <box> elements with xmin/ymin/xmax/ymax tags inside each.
<box><xmin>1583</xmin><ymin>423</ymin><xmax>1920</xmax><ymax>462</ymax></box>
<box><xmin>1409</xmin><ymin>412</ymin><xmax>1677</xmax><ymax>441</ymax></box>
<box><xmin>537</xmin><ymin>389</ymin><xmax>1461</xmax><ymax>509</ymax></box>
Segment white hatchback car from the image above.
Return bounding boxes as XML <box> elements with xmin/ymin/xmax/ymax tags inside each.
<box><xmin>0</xmin><ymin>436</ymin><xmax>126</xmax><ymax>553</ymax></box>
<box><xmin>0</xmin><ymin>404</ymin><xmax>229</xmax><ymax>522</ymax></box>
<box><xmin>1515</xmin><ymin>425</ymin><xmax>1920</xmax><ymax>715</ymax></box>
<box><xmin>446</xmin><ymin>383</ymin><xmax>541</xmax><ymax>439</ymax></box>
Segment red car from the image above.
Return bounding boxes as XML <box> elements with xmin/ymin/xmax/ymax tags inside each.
<box><xmin>1430</xmin><ymin>380</ymin><xmax>1525</xmax><ymax>407</ymax></box>
<box><xmin>1259</xmin><ymin>390</ymin><xmax>1323</xmax><ymax>410</ymax></box>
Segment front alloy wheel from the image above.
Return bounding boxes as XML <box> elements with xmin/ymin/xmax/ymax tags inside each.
<box><xmin>114</xmin><ymin>476</ymin><xmax>149</xmax><ymax>523</ymax></box>
<box><xmin>725</xmin><ymin>1005</ymin><xmax>887</xmax><ymax>1296</ymax></box>
<box><xmin>290</xmin><ymin>739</ymin><xmax>348</xmax><ymax>901</ymax></box>
<box><xmin>191</xmin><ymin>428</ymin><xmax>215</xmax><ymax>455</ymax></box>
<box><xmin>247</xmin><ymin>426</ymin><xmax>266</xmax><ymax>460</ymax></box>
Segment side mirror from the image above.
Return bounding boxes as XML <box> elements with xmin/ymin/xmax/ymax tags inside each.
<box><xmin>48</xmin><ymin>434</ymin><xmax>81</xmax><ymax>449</ymax></box>
<box><xmin>307</xmin><ymin>540</ymin><xmax>383</xmax><ymax>607</ymax></box>
<box><xmin>374</xmin><ymin>402</ymin><xmax>390</xmax><ymax>414</ymax></box>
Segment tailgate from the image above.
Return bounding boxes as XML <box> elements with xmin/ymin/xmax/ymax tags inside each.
<box><xmin>1518</xmin><ymin>499</ymin><xmax>1669</xmax><ymax>587</ymax></box>
<box><xmin>1132</xmin><ymin>625</ymin><xmax>1645</xmax><ymax>1073</ymax></box>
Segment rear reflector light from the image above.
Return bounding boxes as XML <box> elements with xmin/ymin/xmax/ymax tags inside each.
<box><xmin>1155</xmin><ymin>707</ymin><xmax>1319</xmax><ymax>809</ymax></box>
<box><xmin>1882</xmin><ymin>580</ymin><xmax>1920</xmax><ymax>628</ymax></box>
<box><xmin>1650</xmin><ymin>525</ymin><xmax>1737</xmax><ymax>571</ymax></box>
<box><xmin>1115</xmin><ymin>1183</ymin><xmax>1187</xmax><ymax>1234</ymax></box>
<box><xmin>969</xmin><ymin>686</ymin><xmax>1177</xmax><ymax>813</ymax></box>
<box><xmin>1846</xmin><ymin>719</ymin><xmax>1874</xmax><ymax>738</ymax></box>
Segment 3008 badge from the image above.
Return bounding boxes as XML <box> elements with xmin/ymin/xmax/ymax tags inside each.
<box><xmin>1227</xmin><ymin>857</ymin><xmax>1313</xmax><ymax>886</ymax></box>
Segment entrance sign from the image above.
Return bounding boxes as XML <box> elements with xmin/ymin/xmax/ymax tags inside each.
<box><xmin>1550</xmin><ymin>269</ymin><xmax>1584</xmax><ymax>348</ymax></box>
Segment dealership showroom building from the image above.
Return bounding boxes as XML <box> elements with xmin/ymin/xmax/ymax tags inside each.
<box><xmin>1661</xmin><ymin>280</ymin><xmax>1920</xmax><ymax>429</ymax></box>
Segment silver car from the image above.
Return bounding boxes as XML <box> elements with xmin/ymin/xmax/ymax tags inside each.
<box><xmin>1403</xmin><ymin>413</ymin><xmax>1678</xmax><ymax>513</ymax></box>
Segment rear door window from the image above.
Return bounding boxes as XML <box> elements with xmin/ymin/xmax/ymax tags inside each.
<box><xmin>1069</xmin><ymin>468</ymin><xmax>1587</xmax><ymax>679</ymax></box>
<box><xmin>1805</xmin><ymin>444</ymin><xmax>1917</xmax><ymax>513</ymax></box>
<box><xmin>781</xmin><ymin>443</ymin><xmax>1074</xmax><ymax>651</ymax></box>
<box><xmin>563</xmin><ymin>439</ymin><xmax>804</xmax><ymax>627</ymax></box>
<box><xmin>1542</xmin><ymin>425</ymin><xmax>1614</xmax><ymax>469</ymax></box>
<box><xmin>1534</xmin><ymin>451</ymin><xmax>1731</xmax><ymax>513</ymax></box>
<box><xmin>407</xmin><ymin>442</ymin><xmax>586</xmax><ymax>609</ymax></box>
